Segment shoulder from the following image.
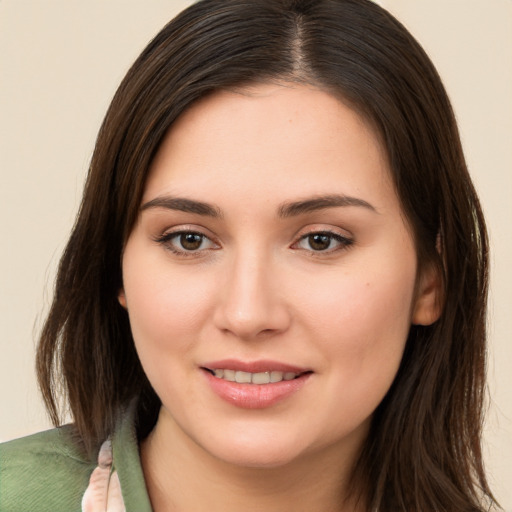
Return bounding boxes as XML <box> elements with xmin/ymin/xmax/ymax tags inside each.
<box><xmin>0</xmin><ymin>426</ymin><xmax>96</xmax><ymax>512</ymax></box>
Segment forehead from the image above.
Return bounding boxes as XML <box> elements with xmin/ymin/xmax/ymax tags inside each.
<box><xmin>143</xmin><ymin>83</ymin><xmax>396</xmax><ymax>216</ymax></box>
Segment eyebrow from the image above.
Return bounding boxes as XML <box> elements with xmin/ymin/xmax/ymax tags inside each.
<box><xmin>141</xmin><ymin>196</ymin><xmax>223</xmax><ymax>218</ymax></box>
<box><xmin>140</xmin><ymin>193</ymin><xmax>377</xmax><ymax>219</ymax></box>
<box><xmin>278</xmin><ymin>194</ymin><xmax>378</xmax><ymax>217</ymax></box>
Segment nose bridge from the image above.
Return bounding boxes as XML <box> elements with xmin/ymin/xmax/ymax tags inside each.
<box><xmin>214</xmin><ymin>244</ymin><xmax>289</xmax><ymax>339</ymax></box>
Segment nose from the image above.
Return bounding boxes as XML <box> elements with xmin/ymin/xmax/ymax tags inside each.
<box><xmin>213</xmin><ymin>250</ymin><xmax>291</xmax><ymax>340</ymax></box>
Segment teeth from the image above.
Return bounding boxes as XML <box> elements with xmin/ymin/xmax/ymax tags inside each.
<box><xmin>252</xmin><ymin>372</ymin><xmax>271</xmax><ymax>384</ymax></box>
<box><xmin>270</xmin><ymin>371</ymin><xmax>284</xmax><ymax>383</ymax></box>
<box><xmin>235</xmin><ymin>371</ymin><xmax>252</xmax><ymax>383</ymax></box>
<box><xmin>223</xmin><ymin>369</ymin><xmax>236</xmax><ymax>382</ymax></box>
<box><xmin>210</xmin><ymin>369</ymin><xmax>300</xmax><ymax>384</ymax></box>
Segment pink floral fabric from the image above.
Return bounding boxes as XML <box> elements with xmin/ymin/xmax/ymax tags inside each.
<box><xmin>81</xmin><ymin>439</ymin><xmax>126</xmax><ymax>512</ymax></box>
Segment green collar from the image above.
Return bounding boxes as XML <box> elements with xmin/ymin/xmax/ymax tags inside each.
<box><xmin>111</xmin><ymin>403</ymin><xmax>153</xmax><ymax>511</ymax></box>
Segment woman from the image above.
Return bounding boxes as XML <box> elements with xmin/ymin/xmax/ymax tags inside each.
<box><xmin>0</xmin><ymin>0</ymin><xmax>497</xmax><ymax>510</ymax></box>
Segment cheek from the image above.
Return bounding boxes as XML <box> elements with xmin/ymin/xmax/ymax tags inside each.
<box><xmin>122</xmin><ymin>263</ymin><xmax>219</xmax><ymax>411</ymax></box>
<box><xmin>121</xmin><ymin>251</ymin><xmax>217</xmax><ymax>360</ymax></box>
<box><xmin>298</xmin><ymin>263</ymin><xmax>416</xmax><ymax>377</ymax></box>
<box><xmin>293</xmin><ymin>267</ymin><xmax>416</xmax><ymax>439</ymax></box>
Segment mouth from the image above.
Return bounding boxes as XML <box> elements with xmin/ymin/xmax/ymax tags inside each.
<box><xmin>200</xmin><ymin>360</ymin><xmax>313</xmax><ymax>408</ymax></box>
<box><xmin>201</xmin><ymin>364</ymin><xmax>312</xmax><ymax>409</ymax></box>
<box><xmin>202</xmin><ymin>367</ymin><xmax>311</xmax><ymax>385</ymax></box>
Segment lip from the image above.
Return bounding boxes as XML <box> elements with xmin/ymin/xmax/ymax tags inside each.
<box><xmin>200</xmin><ymin>359</ymin><xmax>312</xmax><ymax>409</ymax></box>
<box><xmin>201</xmin><ymin>359</ymin><xmax>310</xmax><ymax>374</ymax></box>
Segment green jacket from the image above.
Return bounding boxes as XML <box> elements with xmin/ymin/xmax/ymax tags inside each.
<box><xmin>0</xmin><ymin>407</ymin><xmax>152</xmax><ymax>511</ymax></box>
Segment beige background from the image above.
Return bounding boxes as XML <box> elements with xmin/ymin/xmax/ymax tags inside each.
<box><xmin>1</xmin><ymin>0</ymin><xmax>510</xmax><ymax>509</ymax></box>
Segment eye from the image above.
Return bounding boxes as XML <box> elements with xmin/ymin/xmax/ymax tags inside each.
<box><xmin>294</xmin><ymin>231</ymin><xmax>353</xmax><ymax>253</ymax></box>
<box><xmin>155</xmin><ymin>230</ymin><xmax>218</xmax><ymax>256</ymax></box>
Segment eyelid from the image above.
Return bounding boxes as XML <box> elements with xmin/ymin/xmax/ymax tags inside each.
<box><xmin>291</xmin><ymin>226</ymin><xmax>354</xmax><ymax>254</ymax></box>
<box><xmin>152</xmin><ymin>223</ymin><xmax>353</xmax><ymax>257</ymax></box>
<box><xmin>153</xmin><ymin>225</ymin><xmax>221</xmax><ymax>257</ymax></box>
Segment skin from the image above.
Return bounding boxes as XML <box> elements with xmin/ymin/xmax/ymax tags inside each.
<box><xmin>119</xmin><ymin>83</ymin><xmax>440</xmax><ymax>511</ymax></box>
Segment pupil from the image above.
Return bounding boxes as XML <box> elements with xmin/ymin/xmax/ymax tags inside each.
<box><xmin>309</xmin><ymin>234</ymin><xmax>331</xmax><ymax>251</ymax></box>
<box><xmin>181</xmin><ymin>233</ymin><xmax>202</xmax><ymax>250</ymax></box>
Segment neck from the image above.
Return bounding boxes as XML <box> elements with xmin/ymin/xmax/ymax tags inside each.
<box><xmin>140</xmin><ymin>408</ymin><xmax>366</xmax><ymax>512</ymax></box>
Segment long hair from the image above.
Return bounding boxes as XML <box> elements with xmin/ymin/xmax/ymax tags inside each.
<box><xmin>37</xmin><ymin>1</ymin><xmax>494</xmax><ymax>510</ymax></box>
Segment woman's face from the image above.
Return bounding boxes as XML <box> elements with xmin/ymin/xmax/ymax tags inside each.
<box><xmin>120</xmin><ymin>83</ymin><xmax>439</xmax><ymax>468</ymax></box>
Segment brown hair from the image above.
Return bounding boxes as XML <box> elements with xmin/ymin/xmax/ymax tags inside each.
<box><xmin>37</xmin><ymin>0</ymin><xmax>495</xmax><ymax>510</ymax></box>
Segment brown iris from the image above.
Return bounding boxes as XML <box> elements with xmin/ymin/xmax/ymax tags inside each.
<box><xmin>180</xmin><ymin>233</ymin><xmax>203</xmax><ymax>250</ymax></box>
<box><xmin>307</xmin><ymin>234</ymin><xmax>332</xmax><ymax>251</ymax></box>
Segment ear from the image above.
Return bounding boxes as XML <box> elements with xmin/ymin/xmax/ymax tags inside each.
<box><xmin>118</xmin><ymin>288</ymin><xmax>128</xmax><ymax>309</ymax></box>
<box><xmin>411</xmin><ymin>263</ymin><xmax>442</xmax><ymax>326</ymax></box>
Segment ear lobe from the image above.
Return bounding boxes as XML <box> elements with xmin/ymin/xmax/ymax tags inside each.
<box><xmin>412</xmin><ymin>263</ymin><xmax>443</xmax><ymax>326</ymax></box>
<box><xmin>118</xmin><ymin>289</ymin><xmax>128</xmax><ymax>309</ymax></box>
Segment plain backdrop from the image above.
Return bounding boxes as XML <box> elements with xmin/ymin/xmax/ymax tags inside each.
<box><xmin>1</xmin><ymin>1</ymin><xmax>511</xmax><ymax>509</ymax></box>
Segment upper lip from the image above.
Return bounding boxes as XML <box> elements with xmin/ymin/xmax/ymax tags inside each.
<box><xmin>201</xmin><ymin>359</ymin><xmax>311</xmax><ymax>374</ymax></box>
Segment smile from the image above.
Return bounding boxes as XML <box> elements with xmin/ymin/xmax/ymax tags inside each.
<box><xmin>205</xmin><ymin>368</ymin><xmax>303</xmax><ymax>384</ymax></box>
<box><xmin>202</xmin><ymin>367</ymin><xmax>312</xmax><ymax>409</ymax></box>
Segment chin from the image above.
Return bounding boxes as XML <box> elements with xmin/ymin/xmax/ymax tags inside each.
<box><xmin>215</xmin><ymin>445</ymin><xmax>303</xmax><ymax>469</ymax></box>
<box><xmin>199</xmin><ymin>429</ymin><xmax>311</xmax><ymax>469</ymax></box>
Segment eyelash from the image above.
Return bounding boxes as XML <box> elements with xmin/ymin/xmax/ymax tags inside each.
<box><xmin>293</xmin><ymin>230</ymin><xmax>354</xmax><ymax>254</ymax></box>
<box><xmin>154</xmin><ymin>229</ymin><xmax>354</xmax><ymax>257</ymax></box>
<box><xmin>154</xmin><ymin>230</ymin><xmax>219</xmax><ymax>257</ymax></box>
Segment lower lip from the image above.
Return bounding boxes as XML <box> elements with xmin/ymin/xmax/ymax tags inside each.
<box><xmin>203</xmin><ymin>370</ymin><xmax>311</xmax><ymax>409</ymax></box>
